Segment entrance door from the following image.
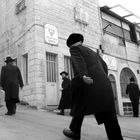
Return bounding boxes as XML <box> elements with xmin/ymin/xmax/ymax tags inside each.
<box><xmin>120</xmin><ymin>67</ymin><xmax>137</xmax><ymax>115</ymax></box>
<box><xmin>109</xmin><ymin>74</ymin><xmax>119</xmax><ymax>114</ymax></box>
<box><xmin>46</xmin><ymin>52</ymin><xmax>58</xmax><ymax>105</ymax></box>
<box><xmin>120</xmin><ymin>68</ymin><xmax>137</xmax><ymax>97</ymax></box>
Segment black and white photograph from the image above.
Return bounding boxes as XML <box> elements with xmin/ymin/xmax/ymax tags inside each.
<box><xmin>0</xmin><ymin>0</ymin><xmax>140</xmax><ymax>140</ymax></box>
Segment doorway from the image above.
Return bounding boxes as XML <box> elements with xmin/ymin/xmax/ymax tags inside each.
<box><xmin>109</xmin><ymin>74</ymin><xmax>119</xmax><ymax>114</ymax></box>
<box><xmin>46</xmin><ymin>52</ymin><xmax>58</xmax><ymax>105</ymax></box>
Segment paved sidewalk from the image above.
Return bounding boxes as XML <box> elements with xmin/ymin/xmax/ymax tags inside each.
<box><xmin>0</xmin><ymin>104</ymin><xmax>139</xmax><ymax>140</ymax></box>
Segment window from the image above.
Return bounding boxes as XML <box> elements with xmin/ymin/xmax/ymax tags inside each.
<box><xmin>15</xmin><ymin>0</ymin><xmax>26</xmax><ymax>15</ymax></box>
<box><xmin>22</xmin><ymin>54</ymin><xmax>28</xmax><ymax>84</ymax></box>
<box><xmin>136</xmin><ymin>31</ymin><xmax>140</xmax><ymax>41</ymax></box>
<box><xmin>64</xmin><ymin>56</ymin><xmax>73</xmax><ymax>80</ymax></box>
<box><xmin>123</xmin><ymin>102</ymin><xmax>133</xmax><ymax>116</ymax></box>
<box><xmin>129</xmin><ymin>25</ymin><xmax>137</xmax><ymax>43</ymax></box>
<box><xmin>102</xmin><ymin>19</ymin><xmax>123</xmax><ymax>37</ymax></box>
<box><xmin>46</xmin><ymin>53</ymin><xmax>57</xmax><ymax>82</ymax></box>
<box><xmin>123</xmin><ymin>29</ymin><xmax>131</xmax><ymax>40</ymax></box>
<box><xmin>102</xmin><ymin>19</ymin><xmax>137</xmax><ymax>43</ymax></box>
<box><xmin>118</xmin><ymin>37</ymin><xmax>125</xmax><ymax>46</ymax></box>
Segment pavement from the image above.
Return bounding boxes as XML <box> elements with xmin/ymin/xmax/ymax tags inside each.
<box><xmin>0</xmin><ymin>104</ymin><xmax>139</xmax><ymax>140</ymax></box>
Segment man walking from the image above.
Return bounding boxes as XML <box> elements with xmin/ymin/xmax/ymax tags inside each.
<box><xmin>57</xmin><ymin>71</ymin><xmax>72</xmax><ymax>115</ymax></box>
<box><xmin>126</xmin><ymin>77</ymin><xmax>140</xmax><ymax>117</ymax></box>
<box><xmin>0</xmin><ymin>56</ymin><xmax>24</xmax><ymax>115</ymax></box>
<box><xmin>63</xmin><ymin>33</ymin><xmax>123</xmax><ymax>140</ymax></box>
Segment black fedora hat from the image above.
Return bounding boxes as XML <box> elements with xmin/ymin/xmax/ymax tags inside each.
<box><xmin>4</xmin><ymin>56</ymin><xmax>14</xmax><ymax>63</ymax></box>
<box><xmin>130</xmin><ymin>77</ymin><xmax>135</xmax><ymax>82</ymax></box>
<box><xmin>66</xmin><ymin>33</ymin><xmax>84</xmax><ymax>47</ymax></box>
<box><xmin>60</xmin><ymin>71</ymin><xmax>68</xmax><ymax>75</ymax></box>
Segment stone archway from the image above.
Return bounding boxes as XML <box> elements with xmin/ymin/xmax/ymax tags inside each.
<box><xmin>120</xmin><ymin>67</ymin><xmax>137</xmax><ymax>98</ymax></box>
<box><xmin>120</xmin><ymin>67</ymin><xmax>137</xmax><ymax>116</ymax></box>
<box><xmin>109</xmin><ymin>74</ymin><xmax>119</xmax><ymax>114</ymax></box>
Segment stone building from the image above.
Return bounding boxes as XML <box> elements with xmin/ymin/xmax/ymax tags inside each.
<box><xmin>100</xmin><ymin>5</ymin><xmax>140</xmax><ymax>115</ymax></box>
<box><xmin>0</xmin><ymin>0</ymin><xmax>102</xmax><ymax>108</ymax></box>
<box><xmin>0</xmin><ymin>0</ymin><xmax>140</xmax><ymax>116</ymax></box>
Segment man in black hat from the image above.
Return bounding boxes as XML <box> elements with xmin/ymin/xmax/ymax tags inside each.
<box><xmin>0</xmin><ymin>56</ymin><xmax>24</xmax><ymax>115</ymax></box>
<box><xmin>126</xmin><ymin>77</ymin><xmax>140</xmax><ymax>117</ymax></box>
<box><xmin>63</xmin><ymin>33</ymin><xmax>123</xmax><ymax>140</ymax></box>
<box><xmin>57</xmin><ymin>71</ymin><xmax>71</xmax><ymax>115</ymax></box>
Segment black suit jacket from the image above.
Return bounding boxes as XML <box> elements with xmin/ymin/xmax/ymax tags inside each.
<box><xmin>126</xmin><ymin>82</ymin><xmax>140</xmax><ymax>101</ymax></box>
<box><xmin>70</xmin><ymin>45</ymin><xmax>115</xmax><ymax>118</ymax></box>
<box><xmin>58</xmin><ymin>77</ymin><xmax>72</xmax><ymax>109</ymax></box>
<box><xmin>0</xmin><ymin>64</ymin><xmax>24</xmax><ymax>101</ymax></box>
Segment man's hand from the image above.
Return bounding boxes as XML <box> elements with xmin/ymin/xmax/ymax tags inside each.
<box><xmin>83</xmin><ymin>75</ymin><xmax>93</xmax><ymax>84</ymax></box>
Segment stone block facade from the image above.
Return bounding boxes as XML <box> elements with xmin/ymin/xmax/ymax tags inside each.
<box><xmin>0</xmin><ymin>0</ymin><xmax>102</xmax><ymax>108</ymax></box>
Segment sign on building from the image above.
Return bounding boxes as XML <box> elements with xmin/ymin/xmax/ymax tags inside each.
<box><xmin>103</xmin><ymin>54</ymin><xmax>117</xmax><ymax>71</ymax></box>
<box><xmin>45</xmin><ymin>24</ymin><xmax>58</xmax><ymax>45</ymax></box>
<box><xmin>74</xmin><ymin>6</ymin><xmax>89</xmax><ymax>25</ymax></box>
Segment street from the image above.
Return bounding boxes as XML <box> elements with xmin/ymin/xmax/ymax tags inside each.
<box><xmin>0</xmin><ymin>104</ymin><xmax>139</xmax><ymax>140</ymax></box>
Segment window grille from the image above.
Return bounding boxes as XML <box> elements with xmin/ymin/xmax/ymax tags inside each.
<box><xmin>64</xmin><ymin>56</ymin><xmax>73</xmax><ymax>80</ymax></box>
<box><xmin>123</xmin><ymin>102</ymin><xmax>133</xmax><ymax>116</ymax></box>
<box><xmin>46</xmin><ymin>53</ymin><xmax>57</xmax><ymax>82</ymax></box>
<box><xmin>22</xmin><ymin>54</ymin><xmax>28</xmax><ymax>84</ymax></box>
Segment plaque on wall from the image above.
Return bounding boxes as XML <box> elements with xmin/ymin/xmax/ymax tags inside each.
<box><xmin>44</xmin><ymin>24</ymin><xmax>58</xmax><ymax>45</ymax></box>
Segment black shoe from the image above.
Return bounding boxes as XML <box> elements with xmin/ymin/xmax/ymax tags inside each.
<box><xmin>134</xmin><ymin>115</ymin><xmax>139</xmax><ymax>117</ymax></box>
<box><xmin>57</xmin><ymin>112</ymin><xmax>64</xmax><ymax>115</ymax></box>
<box><xmin>5</xmin><ymin>112</ymin><xmax>13</xmax><ymax>116</ymax></box>
<box><xmin>63</xmin><ymin>129</ymin><xmax>80</xmax><ymax>140</ymax></box>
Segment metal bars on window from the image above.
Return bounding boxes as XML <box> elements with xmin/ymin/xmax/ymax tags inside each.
<box><xmin>46</xmin><ymin>53</ymin><xmax>57</xmax><ymax>82</ymax></box>
<box><xmin>64</xmin><ymin>56</ymin><xmax>73</xmax><ymax>80</ymax></box>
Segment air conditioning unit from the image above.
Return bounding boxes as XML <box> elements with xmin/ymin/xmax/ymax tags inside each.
<box><xmin>74</xmin><ymin>7</ymin><xmax>89</xmax><ymax>25</ymax></box>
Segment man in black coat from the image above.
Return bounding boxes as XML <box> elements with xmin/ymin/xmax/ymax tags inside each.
<box><xmin>0</xmin><ymin>56</ymin><xmax>24</xmax><ymax>115</ymax></box>
<box><xmin>57</xmin><ymin>71</ymin><xmax>72</xmax><ymax>115</ymax></box>
<box><xmin>126</xmin><ymin>77</ymin><xmax>140</xmax><ymax>117</ymax></box>
<box><xmin>63</xmin><ymin>33</ymin><xmax>123</xmax><ymax>140</ymax></box>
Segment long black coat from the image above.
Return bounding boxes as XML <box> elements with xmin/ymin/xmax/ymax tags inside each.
<box><xmin>58</xmin><ymin>77</ymin><xmax>72</xmax><ymax>109</ymax></box>
<box><xmin>70</xmin><ymin>45</ymin><xmax>115</xmax><ymax>118</ymax></box>
<box><xmin>126</xmin><ymin>83</ymin><xmax>140</xmax><ymax>101</ymax></box>
<box><xmin>0</xmin><ymin>64</ymin><xmax>24</xmax><ymax>102</ymax></box>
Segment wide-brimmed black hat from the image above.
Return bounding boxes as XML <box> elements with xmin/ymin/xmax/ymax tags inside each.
<box><xmin>60</xmin><ymin>71</ymin><xmax>68</xmax><ymax>75</ymax></box>
<box><xmin>66</xmin><ymin>33</ymin><xmax>84</xmax><ymax>47</ymax></box>
<box><xmin>4</xmin><ymin>56</ymin><xmax>14</xmax><ymax>63</ymax></box>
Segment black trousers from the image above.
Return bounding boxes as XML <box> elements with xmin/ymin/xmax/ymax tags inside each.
<box><xmin>131</xmin><ymin>99</ymin><xmax>139</xmax><ymax>117</ymax></box>
<box><xmin>58</xmin><ymin>95</ymin><xmax>65</xmax><ymax>113</ymax></box>
<box><xmin>6</xmin><ymin>100</ymin><xmax>17</xmax><ymax>114</ymax></box>
<box><xmin>69</xmin><ymin>111</ymin><xmax>123</xmax><ymax>140</ymax></box>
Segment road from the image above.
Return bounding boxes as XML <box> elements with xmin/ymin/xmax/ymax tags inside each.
<box><xmin>0</xmin><ymin>105</ymin><xmax>139</xmax><ymax>140</ymax></box>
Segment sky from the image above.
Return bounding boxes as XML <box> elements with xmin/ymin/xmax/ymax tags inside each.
<box><xmin>98</xmin><ymin>0</ymin><xmax>140</xmax><ymax>18</ymax></box>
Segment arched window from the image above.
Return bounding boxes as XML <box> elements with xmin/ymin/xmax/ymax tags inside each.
<box><xmin>120</xmin><ymin>68</ymin><xmax>137</xmax><ymax>98</ymax></box>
